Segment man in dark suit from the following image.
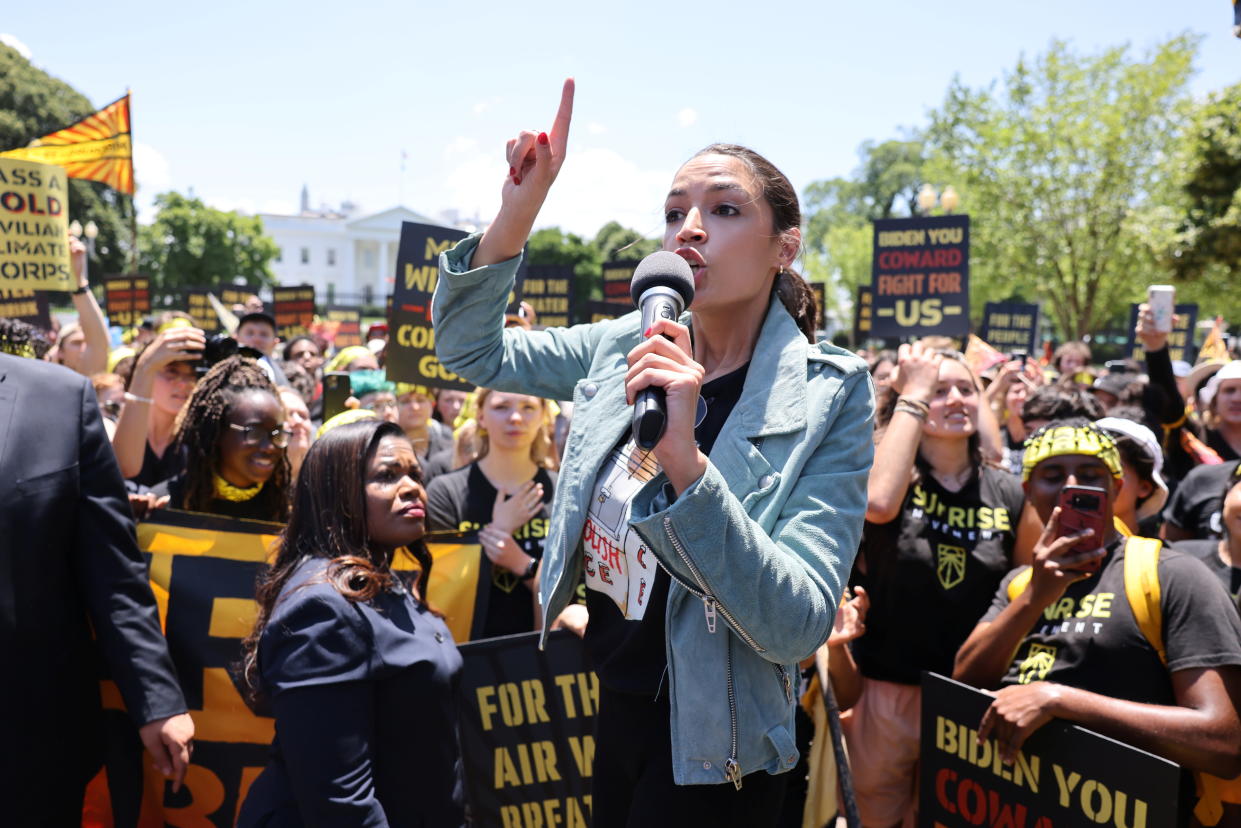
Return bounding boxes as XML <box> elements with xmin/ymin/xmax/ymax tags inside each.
<box><xmin>0</xmin><ymin>347</ymin><xmax>194</xmax><ymax>824</ymax></box>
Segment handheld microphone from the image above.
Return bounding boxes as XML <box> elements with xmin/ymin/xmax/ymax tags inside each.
<box><xmin>630</xmin><ymin>251</ymin><xmax>695</xmax><ymax>449</ymax></box>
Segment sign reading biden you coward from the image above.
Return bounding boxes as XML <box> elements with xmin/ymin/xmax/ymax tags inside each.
<box><xmin>870</xmin><ymin>215</ymin><xmax>969</xmax><ymax>339</ymax></box>
<box><xmin>0</xmin><ymin>157</ymin><xmax>72</xmax><ymax>292</ymax></box>
<box><xmin>457</xmin><ymin>631</ymin><xmax>597</xmax><ymax>828</ymax></box>
<box><xmin>919</xmin><ymin>673</ymin><xmax>1180</xmax><ymax>828</ymax></box>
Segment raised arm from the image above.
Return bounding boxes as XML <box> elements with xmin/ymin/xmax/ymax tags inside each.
<box><xmin>111</xmin><ymin>326</ymin><xmax>204</xmax><ymax>478</ymax></box>
<box><xmin>866</xmin><ymin>342</ymin><xmax>941</xmax><ymax>524</ymax></box>
<box><xmin>68</xmin><ymin>235</ymin><xmax>110</xmax><ymax>376</ymax></box>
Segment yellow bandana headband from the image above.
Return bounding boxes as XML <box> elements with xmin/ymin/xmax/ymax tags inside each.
<box><xmin>1021</xmin><ymin>424</ymin><xmax>1124</xmax><ymax>482</ymax></box>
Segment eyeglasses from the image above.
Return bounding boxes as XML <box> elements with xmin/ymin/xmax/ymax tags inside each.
<box><xmin>363</xmin><ymin>400</ymin><xmax>398</xmax><ymax>413</ymax></box>
<box><xmin>228</xmin><ymin>422</ymin><xmax>292</xmax><ymax>448</ymax></box>
<box><xmin>101</xmin><ymin>400</ymin><xmax>121</xmax><ymax>418</ymax></box>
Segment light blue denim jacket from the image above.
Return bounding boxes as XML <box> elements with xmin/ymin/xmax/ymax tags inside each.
<box><xmin>432</xmin><ymin>235</ymin><xmax>874</xmax><ymax>786</ymax></box>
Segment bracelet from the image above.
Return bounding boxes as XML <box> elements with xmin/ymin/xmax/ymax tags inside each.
<box><xmin>71</xmin><ymin>285</ymin><xmax>90</xmax><ymax>295</ymax></box>
<box><xmin>894</xmin><ymin>396</ymin><xmax>930</xmax><ymax>420</ymax></box>
<box><xmin>519</xmin><ymin>557</ymin><xmax>539</xmax><ymax>581</ymax></box>
<box><xmin>123</xmin><ymin>392</ymin><xmax>153</xmax><ymax>404</ymax></box>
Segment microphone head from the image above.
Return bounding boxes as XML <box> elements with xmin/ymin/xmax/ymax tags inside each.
<box><xmin>630</xmin><ymin>251</ymin><xmax>695</xmax><ymax>310</ymax></box>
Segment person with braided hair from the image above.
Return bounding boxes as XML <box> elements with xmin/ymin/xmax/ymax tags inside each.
<box><xmin>150</xmin><ymin>355</ymin><xmax>292</xmax><ymax>522</ymax></box>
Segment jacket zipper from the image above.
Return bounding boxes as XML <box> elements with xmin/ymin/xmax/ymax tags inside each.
<box><xmin>775</xmin><ymin>664</ymin><xmax>793</xmax><ymax>704</ymax></box>
<box><xmin>660</xmin><ymin>515</ymin><xmax>749</xmax><ymax>789</ymax></box>
<box><xmin>660</xmin><ymin>516</ymin><xmax>766</xmax><ymax>654</ymax></box>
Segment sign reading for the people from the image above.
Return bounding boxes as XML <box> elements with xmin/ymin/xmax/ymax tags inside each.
<box><xmin>979</xmin><ymin>301</ymin><xmax>1041</xmax><ymax>355</ymax></box>
<box><xmin>184</xmin><ymin>288</ymin><xmax>222</xmax><ymax>333</ymax></box>
<box><xmin>0</xmin><ymin>287</ymin><xmax>51</xmax><ymax>329</ymax></box>
<box><xmin>870</xmin><ymin>215</ymin><xmax>970</xmax><ymax>338</ymax></box>
<box><xmin>457</xmin><ymin>631</ymin><xmax>596</xmax><ymax>828</ymax></box>
<box><xmin>919</xmin><ymin>673</ymin><xmax>1180</xmax><ymax>828</ymax></box>
<box><xmin>1125</xmin><ymin>302</ymin><xmax>1199</xmax><ymax>365</ymax></box>
<box><xmin>0</xmin><ymin>157</ymin><xmax>72</xmax><ymax>292</ymax></box>
<box><xmin>854</xmin><ymin>285</ymin><xmax>873</xmax><ymax>343</ymax></box>
<box><xmin>271</xmin><ymin>284</ymin><xmax>315</xmax><ymax>340</ymax></box>
<box><xmin>82</xmin><ymin>510</ymin><xmax>486</xmax><ymax>827</ymax></box>
<box><xmin>324</xmin><ymin>305</ymin><xmax>363</xmax><ymax>348</ymax></box>
<box><xmin>102</xmin><ymin>274</ymin><xmax>151</xmax><ymax>328</ymax></box>
<box><xmin>522</xmin><ymin>264</ymin><xmax>574</xmax><ymax>328</ymax></box>
<box><xmin>388</xmin><ymin>221</ymin><xmax>471</xmax><ymax>389</ymax></box>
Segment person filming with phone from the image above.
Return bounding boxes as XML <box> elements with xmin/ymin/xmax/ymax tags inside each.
<box><xmin>953</xmin><ymin>419</ymin><xmax>1241</xmax><ymax>824</ymax></box>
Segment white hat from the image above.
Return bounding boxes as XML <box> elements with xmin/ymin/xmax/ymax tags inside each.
<box><xmin>1096</xmin><ymin>416</ymin><xmax>1168</xmax><ymax>520</ymax></box>
<box><xmin>1200</xmin><ymin>360</ymin><xmax>1241</xmax><ymax>410</ymax></box>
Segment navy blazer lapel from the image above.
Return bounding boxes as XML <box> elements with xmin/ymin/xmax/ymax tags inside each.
<box><xmin>0</xmin><ymin>360</ymin><xmax>17</xmax><ymax>488</ymax></box>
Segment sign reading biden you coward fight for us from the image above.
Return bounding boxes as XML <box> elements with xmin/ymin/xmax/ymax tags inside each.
<box><xmin>458</xmin><ymin>630</ymin><xmax>597</xmax><ymax>828</ymax></box>
<box><xmin>919</xmin><ymin>673</ymin><xmax>1179</xmax><ymax>828</ymax></box>
<box><xmin>388</xmin><ymin>221</ymin><xmax>524</xmax><ymax>389</ymax></box>
<box><xmin>0</xmin><ymin>157</ymin><xmax>72</xmax><ymax>292</ymax></box>
<box><xmin>870</xmin><ymin>215</ymin><xmax>969</xmax><ymax>339</ymax></box>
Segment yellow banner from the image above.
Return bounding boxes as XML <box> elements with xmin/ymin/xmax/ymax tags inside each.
<box><xmin>0</xmin><ymin>157</ymin><xmax>72</xmax><ymax>292</ymax></box>
<box><xmin>0</xmin><ymin>94</ymin><xmax>134</xmax><ymax>194</ymax></box>
<box><xmin>82</xmin><ymin>510</ymin><xmax>483</xmax><ymax>827</ymax></box>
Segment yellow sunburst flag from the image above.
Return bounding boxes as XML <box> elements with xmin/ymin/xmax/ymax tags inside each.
<box><xmin>0</xmin><ymin>94</ymin><xmax>133</xmax><ymax>194</ymax></box>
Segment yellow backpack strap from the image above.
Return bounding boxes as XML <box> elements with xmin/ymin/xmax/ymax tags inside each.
<box><xmin>1122</xmin><ymin>536</ymin><xmax>1165</xmax><ymax>666</ymax></box>
<box><xmin>1007</xmin><ymin>566</ymin><xmax>1034</xmax><ymax>603</ymax></box>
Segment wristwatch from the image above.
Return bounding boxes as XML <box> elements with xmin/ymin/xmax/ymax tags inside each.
<box><xmin>71</xmin><ymin>285</ymin><xmax>90</xmax><ymax>295</ymax></box>
<box><xmin>520</xmin><ymin>557</ymin><xmax>539</xmax><ymax>581</ymax></box>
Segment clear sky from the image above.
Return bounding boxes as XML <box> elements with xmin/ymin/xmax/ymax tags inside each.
<box><xmin>4</xmin><ymin>1</ymin><xmax>1239</xmax><ymax>237</ymax></box>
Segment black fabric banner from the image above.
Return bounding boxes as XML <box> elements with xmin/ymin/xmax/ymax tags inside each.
<box><xmin>0</xmin><ymin>287</ymin><xmax>51</xmax><ymax>329</ymax></box>
<box><xmin>870</xmin><ymin>215</ymin><xmax>970</xmax><ymax>338</ymax></box>
<box><xmin>457</xmin><ymin>630</ymin><xmax>596</xmax><ymax>828</ymax></box>
<box><xmin>920</xmin><ymin>672</ymin><xmax>1180</xmax><ymax>828</ymax></box>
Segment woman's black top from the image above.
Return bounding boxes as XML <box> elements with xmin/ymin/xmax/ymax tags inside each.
<box><xmin>150</xmin><ymin>474</ymin><xmax>283</xmax><ymax>522</ymax></box>
<box><xmin>425</xmin><ymin>463</ymin><xmax>556</xmax><ymax>639</ymax></box>
<box><xmin>130</xmin><ymin>439</ymin><xmax>184</xmax><ymax>488</ymax></box>
<box><xmin>237</xmin><ymin>557</ymin><xmax>464</xmax><ymax>827</ymax></box>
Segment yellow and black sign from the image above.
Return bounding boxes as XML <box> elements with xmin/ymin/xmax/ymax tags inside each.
<box><xmin>324</xmin><ymin>305</ymin><xmax>363</xmax><ymax>348</ymax></box>
<box><xmin>0</xmin><ymin>287</ymin><xmax>51</xmax><ymax>328</ymax></box>
<box><xmin>0</xmin><ymin>158</ymin><xmax>72</xmax><ymax>292</ymax></box>
<box><xmin>184</xmin><ymin>288</ymin><xmax>223</xmax><ymax>333</ymax></box>
<box><xmin>522</xmin><ymin>264</ymin><xmax>574</xmax><ymax>328</ymax></box>
<box><xmin>853</xmin><ymin>285</ymin><xmax>873</xmax><ymax>342</ymax></box>
<box><xmin>601</xmin><ymin>260</ymin><xmax>637</xmax><ymax>308</ymax></box>
<box><xmin>82</xmin><ymin>510</ymin><xmax>485</xmax><ymax>827</ymax></box>
<box><xmin>870</xmin><ymin>215</ymin><xmax>970</xmax><ymax>338</ymax></box>
<box><xmin>979</xmin><ymin>301</ymin><xmax>1041</xmax><ymax>355</ymax></box>
<box><xmin>921</xmin><ymin>673</ymin><xmax>1180</xmax><ymax>827</ymax></box>
<box><xmin>103</xmin><ymin>274</ymin><xmax>151</xmax><ymax>328</ymax></box>
<box><xmin>271</xmin><ymin>284</ymin><xmax>315</xmax><ymax>340</ymax></box>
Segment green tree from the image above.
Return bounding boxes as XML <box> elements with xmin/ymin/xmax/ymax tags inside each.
<box><xmin>923</xmin><ymin>36</ymin><xmax>1197</xmax><ymax>339</ymax></box>
<box><xmin>137</xmin><ymin>192</ymin><xmax>279</xmax><ymax>292</ymax></box>
<box><xmin>1162</xmin><ymin>82</ymin><xmax>1241</xmax><ymax>323</ymax></box>
<box><xmin>0</xmin><ymin>43</ymin><xmax>131</xmax><ymax>276</ymax></box>
<box><xmin>592</xmin><ymin>221</ymin><xmax>660</xmax><ymax>263</ymax></box>
<box><xmin>526</xmin><ymin>226</ymin><xmax>602</xmax><ymax>323</ymax></box>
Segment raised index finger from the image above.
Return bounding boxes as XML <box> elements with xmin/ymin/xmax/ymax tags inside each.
<box><xmin>549</xmin><ymin>78</ymin><xmax>574</xmax><ymax>154</ymax></box>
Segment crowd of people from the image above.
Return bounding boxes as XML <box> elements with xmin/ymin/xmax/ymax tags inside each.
<box><xmin>3</xmin><ymin>78</ymin><xmax>1241</xmax><ymax>828</ymax></box>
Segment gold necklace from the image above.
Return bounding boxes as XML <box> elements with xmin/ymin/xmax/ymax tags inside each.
<box><xmin>214</xmin><ymin>473</ymin><xmax>264</xmax><ymax>502</ymax></box>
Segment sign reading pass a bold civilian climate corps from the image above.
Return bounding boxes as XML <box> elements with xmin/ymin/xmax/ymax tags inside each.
<box><xmin>870</xmin><ymin>215</ymin><xmax>969</xmax><ymax>339</ymax></box>
<box><xmin>0</xmin><ymin>157</ymin><xmax>72</xmax><ymax>292</ymax></box>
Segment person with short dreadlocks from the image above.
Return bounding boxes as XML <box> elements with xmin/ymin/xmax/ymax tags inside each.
<box><xmin>151</xmin><ymin>356</ymin><xmax>292</xmax><ymax>522</ymax></box>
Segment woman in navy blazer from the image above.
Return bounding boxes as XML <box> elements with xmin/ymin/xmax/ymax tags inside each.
<box><xmin>238</xmin><ymin>419</ymin><xmax>463</xmax><ymax>827</ymax></box>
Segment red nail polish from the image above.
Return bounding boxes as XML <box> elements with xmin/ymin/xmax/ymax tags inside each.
<box><xmin>514</xmin><ymin>176</ymin><xmax>522</xmax><ymax>185</ymax></box>
<box><xmin>509</xmin><ymin>166</ymin><xmax>515</xmax><ymax>177</ymax></box>
<box><xmin>538</xmin><ymin>132</ymin><xmax>549</xmax><ymax>145</ymax></box>
<box><xmin>644</xmin><ymin>326</ymin><xmax>652</xmax><ymax>337</ymax></box>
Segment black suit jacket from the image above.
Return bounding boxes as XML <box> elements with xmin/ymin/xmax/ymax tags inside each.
<box><xmin>0</xmin><ymin>354</ymin><xmax>186</xmax><ymax>804</ymax></box>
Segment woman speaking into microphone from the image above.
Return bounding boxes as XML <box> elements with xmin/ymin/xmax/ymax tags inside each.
<box><xmin>433</xmin><ymin>80</ymin><xmax>874</xmax><ymax>827</ymax></box>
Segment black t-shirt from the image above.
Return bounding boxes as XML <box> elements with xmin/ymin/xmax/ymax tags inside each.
<box><xmin>584</xmin><ymin>361</ymin><xmax>749</xmax><ymax>695</ymax></box>
<box><xmin>424</xmin><ymin>462</ymin><xmax>555</xmax><ymax>639</ymax></box>
<box><xmin>1171</xmin><ymin>539</ymin><xmax>1241</xmax><ymax>602</ymax></box>
<box><xmin>1208</xmin><ymin>430</ymin><xmax>1241</xmax><ymax>463</ymax></box>
<box><xmin>130</xmin><ymin>440</ymin><xmax>185</xmax><ymax>489</ymax></box>
<box><xmin>851</xmin><ymin>465</ymin><xmax>1025</xmax><ymax>685</ymax></box>
<box><xmin>1163</xmin><ymin>460</ymin><xmax>1239</xmax><ymax>540</ymax></box>
<box><xmin>987</xmin><ymin>538</ymin><xmax>1241</xmax><ymax>706</ymax></box>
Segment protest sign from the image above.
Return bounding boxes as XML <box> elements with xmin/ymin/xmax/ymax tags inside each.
<box><xmin>271</xmin><ymin>284</ymin><xmax>315</xmax><ymax>340</ymax></box>
<box><xmin>1126</xmin><ymin>302</ymin><xmax>1199</xmax><ymax>364</ymax></box>
<box><xmin>81</xmin><ymin>510</ymin><xmax>486</xmax><ymax>827</ymax></box>
<box><xmin>0</xmin><ymin>287</ymin><xmax>51</xmax><ymax>329</ymax></box>
<box><xmin>324</xmin><ymin>304</ymin><xmax>363</xmax><ymax>348</ymax></box>
<box><xmin>920</xmin><ymin>672</ymin><xmax>1180</xmax><ymax>828</ymax></box>
<box><xmin>601</xmin><ymin>260</ymin><xmax>637</xmax><ymax>308</ymax></box>
<box><xmin>870</xmin><ymin>215</ymin><xmax>969</xmax><ymax>338</ymax></box>
<box><xmin>218</xmin><ymin>287</ymin><xmax>253</xmax><ymax>311</ymax></box>
<box><xmin>184</xmin><ymin>288</ymin><xmax>222</xmax><ymax>333</ymax></box>
<box><xmin>0</xmin><ymin>157</ymin><xmax>72</xmax><ymax>292</ymax></box>
<box><xmin>457</xmin><ymin>631</ymin><xmax>596</xmax><ymax>828</ymax></box>
<box><xmin>102</xmin><ymin>274</ymin><xmax>151</xmax><ymax>328</ymax></box>
<box><xmin>386</xmin><ymin>221</ymin><xmax>471</xmax><ymax>389</ymax></box>
<box><xmin>585</xmin><ymin>300</ymin><xmax>629</xmax><ymax>324</ymax></box>
<box><xmin>522</xmin><ymin>264</ymin><xmax>574</xmax><ymax>328</ymax></box>
<box><xmin>854</xmin><ymin>285</ymin><xmax>873</xmax><ymax>344</ymax></box>
<box><xmin>979</xmin><ymin>302</ymin><xmax>1041</xmax><ymax>356</ymax></box>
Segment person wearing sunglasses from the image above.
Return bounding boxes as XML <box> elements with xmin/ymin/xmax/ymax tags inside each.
<box><xmin>150</xmin><ymin>356</ymin><xmax>292</xmax><ymax>522</ymax></box>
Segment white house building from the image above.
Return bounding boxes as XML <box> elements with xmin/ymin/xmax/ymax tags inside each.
<box><xmin>257</xmin><ymin>188</ymin><xmax>470</xmax><ymax>307</ymax></box>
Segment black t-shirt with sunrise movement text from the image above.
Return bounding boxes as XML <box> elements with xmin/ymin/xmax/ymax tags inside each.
<box><xmin>987</xmin><ymin>538</ymin><xmax>1241</xmax><ymax>705</ymax></box>
<box><xmin>425</xmin><ymin>463</ymin><xmax>556</xmax><ymax>640</ymax></box>
<box><xmin>851</xmin><ymin>465</ymin><xmax>1025</xmax><ymax>685</ymax></box>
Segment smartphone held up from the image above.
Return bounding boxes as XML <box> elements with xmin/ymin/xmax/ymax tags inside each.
<box><xmin>1056</xmin><ymin>485</ymin><xmax>1109</xmax><ymax>573</ymax></box>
